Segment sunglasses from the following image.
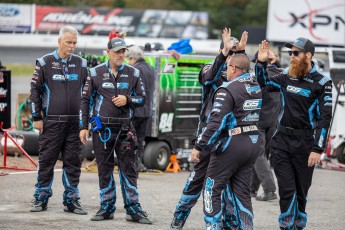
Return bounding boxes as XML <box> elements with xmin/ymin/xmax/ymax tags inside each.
<box><xmin>228</xmin><ymin>64</ymin><xmax>244</xmax><ymax>71</ymax></box>
<box><xmin>288</xmin><ymin>50</ymin><xmax>305</xmax><ymax>57</ymax></box>
<box><xmin>227</xmin><ymin>50</ymin><xmax>235</xmax><ymax>56</ymax></box>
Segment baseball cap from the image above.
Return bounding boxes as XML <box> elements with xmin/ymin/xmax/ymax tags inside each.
<box><xmin>284</xmin><ymin>37</ymin><xmax>315</xmax><ymax>56</ymax></box>
<box><xmin>107</xmin><ymin>38</ymin><xmax>128</xmax><ymax>51</ymax></box>
<box><xmin>219</xmin><ymin>37</ymin><xmax>239</xmax><ymax>49</ymax></box>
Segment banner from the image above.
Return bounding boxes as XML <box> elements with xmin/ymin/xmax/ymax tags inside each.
<box><xmin>267</xmin><ymin>0</ymin><xmax>345</xmax><ymax>46</ymax></box>
<box><xmin>35</xmin><ymin>6</ymin><xmax>208</xmax><ymax>39</ymax></box>
<box><xmin>35</xmin><ymin>6</ymin><xmax>143</xmax><ymax>36</ymax></box>
<box><xmin>0</xmin><ymin>4</ymin><xmax>32</xmax><ymax>33</ymax></box>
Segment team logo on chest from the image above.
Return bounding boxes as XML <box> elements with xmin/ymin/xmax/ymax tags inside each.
<box><xmin>286</xmin><ymin>85</ymin><xmax>311</xmax><ymax>97</ymax></box>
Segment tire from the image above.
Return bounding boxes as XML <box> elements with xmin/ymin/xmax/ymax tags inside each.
<box><xmin>143</xmin><ymin>141</ymin><xmax>171</xmax><ymax>170</ymax></box>
<box><xmin>8</xmin><ymin>130</ymin><xmax>39</xmax><ymax>156</ymax></box>
<box><xmin>83</xmin><ymin>139</ymin><xmax>94</xmax><ymax>161</ymax></box>
<box><xmin>336</xmin><ymin>143</ymin><xmax>345</xmax><ymax>163</ymax></box>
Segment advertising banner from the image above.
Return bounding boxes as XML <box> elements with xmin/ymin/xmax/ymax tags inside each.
<box><xmin>0</xmin><ymin>4</ymin><xmax>32</xmax><ymax>33</ymax></box>
<box><xmin>0</xmin><ymin>70</ymin><xmax>11</xmax><ymax>129</ymax></box>
<box><xmin>35</xmin><ymin>6</ymin><xmax>208</xmax><ymax>39</ymax></box>
<box><xmin>267</xmin><ymin>0</ymin><xmax>345</xmax><ymax>46</ymax></box>
<box><xmin>35</xmin><ymin>6</ymin><xmax>143</xmax><ymax>36</ymax></box>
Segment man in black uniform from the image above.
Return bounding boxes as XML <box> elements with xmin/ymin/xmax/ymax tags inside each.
<box><xmin>30</xmin><ymin>25</ymin><xmax>88</xmax><ymax>214</ymax></box>
<box><xmin>170</xmin><ymin>28</ymin><xmax>249</xmax><ymax>230</ymax></box>
<box><xmin>255</xmin><ymin>38</ymin><xmax>332</xmax><ymax>229</ymax></box>
<box><xmin>250</xmin><ymin>50</ymin><xmax>281</xmax><ymax>201</ymax></box>
<box><xmin>126</xmin><ymin>45</ymin><xmax>156</xmax><ymax>172</ymax></box>
<box><xmin>192</xmin><ymin>54</ymin><xmax>262</xmax><ymax>230</ymax></box>
<box><xmin>79</xmin><ymin>38</ymin><xmax>152</xmax><ymax>224</ymax></box>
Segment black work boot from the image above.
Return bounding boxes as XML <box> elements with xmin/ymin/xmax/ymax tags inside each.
<box><xmin>90</xmin><ymin>208</ymin><xmax>114</xmax><ymax>221</ymax></box>
<box><xmin>256</xmin><ymin>192</ymin><xmax>277</xmax><ymax>201</ymax></box>
<box><xmin>170</xmin><ymin>215</ymin><xmax>186</xmax><ymax>230</ymax></box>
<box><xmin>126</xmin><ymin>211</ymin><xmax>153</xmax><ymax>224</ymax></box>
<box><xmin>30</xmin><ymin>199</ymin><xmax>48</xmax><ymax>212</ymax></box>
<box><xmin>63</xmin><ymin>199</ymin><xmax>88</xmax><ymax>215</ymax></box>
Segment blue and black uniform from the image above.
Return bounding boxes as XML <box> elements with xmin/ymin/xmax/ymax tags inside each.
<box><xmin>80</xmin><ymin>61</ymin><xmax>146</xmax><ymax>216</ymax></box>
<box><xmin>195</xmin><ymin>73</ymin><xmax>262</xmax><ymax>230</ymax></box>
<box><xmin>30</xmin><ymin>49</ymin><xmax>88</xmax><ymax>204</ymax></box>
<box><xmin>172</xmin><ymin>52</ymin><xmax>228</xmax><ymax>224</ymax></box>
<box><xmin>255</xmin><ymin>61</ymin><xmax>332</xmax><ymax>229</ymax></box>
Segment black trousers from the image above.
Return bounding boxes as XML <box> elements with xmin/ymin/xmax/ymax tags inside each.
<box><xmin>34</xmin><ymin>120</ymin><xmax>82</xmax><ymax>202</ymax></box>
<box><xmin>203</xmin><ymin>133</ymin><xmax>260</xmax><ymax>229</ymax></box>
<box><xmin>251</xmin><ymin>128</ymin><xmax>276</xmax><ymax>194</ymax></box>
<box><xmin>271</xmin><ymin>133</ymin><xmax>315</xmax><ymax>229</ymax></box>
<box><xmin>132</xmin><ymin>117</ymin><xmax>150</xmax><ymax>161</ymax></box>
<box><xmin>173</xmin><ymin>149</ymin><xmax>211</xmax><ymax>221</ymax></box>
<box><xmin>92</xmin><ymin>124</ymin><xmax>142</xmax><ymax>215</ymax></box>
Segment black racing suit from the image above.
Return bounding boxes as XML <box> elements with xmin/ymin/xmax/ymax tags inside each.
<box><xmin>80</xmin><ymin>61</ymin><xmax>146</xmax><ymax>216</ymax></box>
<box><xmin>30</xmin><ymin>49</ymin><xmax>88</xmax><ymax>204</ymax></box>
<box><xmin>131</xmin><ymin>58</ymin><xmax>156</xmax><ymax>165</ymax></box>
<box><xmin>255</xmin><ymin>62</ymin><xmax>332</xmax><ymax>229</ymax></box>
<box><xmin>195</xmin><ymin>73</ymin><xmax>262</xmax><ymax>229</ymax></box>
<box><xmin>172</xmin><ymin>52</ymin><xmax>228</xmax><ymax>223</ymax></box>
<box><xmin>250</xmin><ymin>66</ymin><xmax>282</xmax><ymax>196</ymax></box>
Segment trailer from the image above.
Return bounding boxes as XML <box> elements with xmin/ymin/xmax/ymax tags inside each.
<box><xmin>141</xmin><ymin>53</ymin><xmax>214</xmax><ymax>170</ymax></box>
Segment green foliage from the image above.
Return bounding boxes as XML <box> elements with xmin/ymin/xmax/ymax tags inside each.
<box><xmin>6</xmin><ymin>64</ymin><xmax>34</xmax><ymax>77</ymax></box>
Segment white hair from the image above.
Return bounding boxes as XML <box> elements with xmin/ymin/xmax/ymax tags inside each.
<box><xmin>125</xmin><ymin>45</ymin><xmax>143</xmax><ymax>60</ymax></box>
<box><xmin>59</xmin><ymin>25</ymin><xmax>79</xmax><ymax>39</ymax></box>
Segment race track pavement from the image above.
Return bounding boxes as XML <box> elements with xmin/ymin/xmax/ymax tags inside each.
<box><xmin>0</xmin><ymin>168</ymin><xmax>344</xmax><ymax>229</ymax></box>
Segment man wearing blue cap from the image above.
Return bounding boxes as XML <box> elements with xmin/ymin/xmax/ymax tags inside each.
<box><xmin>255</xmin><ymin>38</ymin><xmax>332</xmax><ymax>229</ymax></box>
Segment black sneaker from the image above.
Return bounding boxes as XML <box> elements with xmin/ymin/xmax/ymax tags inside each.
<box><xmin>256</xmin><ymin>192</ymin><xmax>277</xmax><ymax>201</ymax></box>
<box><xmin>126</xmin><ymin>211</ymin><xmax>153</xmax><ymax>224</ymax></box>
<box><xmin>63</xmin><ymin>200</ymin><xmax>88</xmax><ymax>215</ymax></box>
<box><xmin>90</xmin><ymin>208</ymin><xmax>114</xmax><ymax>221</ymax></box>
<box><xmin>170</xmin><ymin>216</ymin><xmax>186</xmax><ymax>229</ymax></box>
<box><xmin>30</xmin><ymin>199</ymin><xmax>48</xmax><ymax>212</ymax></box>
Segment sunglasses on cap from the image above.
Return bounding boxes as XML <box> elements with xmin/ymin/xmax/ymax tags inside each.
<box><xmin>288</xmin><ymin>50</ymin><xmax>306</xmax><ymax>57</ymax></box>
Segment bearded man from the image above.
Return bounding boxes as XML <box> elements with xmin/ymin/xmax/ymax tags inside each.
<box><xmin>254</xmin><ymin>38</ymin><xmax>332</xmax><ymax>229</ymax></box>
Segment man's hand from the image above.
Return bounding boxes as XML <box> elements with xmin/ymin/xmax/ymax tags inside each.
<box><xmin>79</xmin><ymin>129</ymin><xmax>89</xmax><ymax>145</ymax></box>
<box><xmin>268</xmin><ymin>51</ymin><xmax>278</xmax><ymax>64</ymax></box>
<box><xmin>237</xmin><ymin>31</ymin><xmax>248</xmax><ymax>51</ymax></box>
<box><xmin>112</xmin><ymin>95</ymin><xmax>127</xmax><ymax>107</ymax></box>
<box><xmin>191</xmin><ymin>148</ymin><xmax>200</xmax><ymax>164</ymax></box>
<box><xmin>257</xmin><ymin>40</ymin><xmax>270</xmax><ymax>62</ymax></box>
<box><xmin>308</xmin><ymin>151</ymin><xmax>321</xmax><ymax>167</ymax></box>
<box><xmin>221</xmin><ymin>27</ymin><xmax>232</xmax><ymax>56</ymax></box>
<box><xmin>33</xmin><ymin>120</ymin><xmax>43</xmax><ymax>134</ymax></box>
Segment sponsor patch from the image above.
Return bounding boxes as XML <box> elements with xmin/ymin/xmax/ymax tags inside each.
<box><xmin>102</xmin><ymin>82</ymin><xmax>115</xmax><ymax>88</ymax></box>
<box><xmin>243</xmin><ymin>99</ymin><xmax>262</xmax><ymax>110</ymax></box>
<box><xmin>52</xmin><ymin>62</ymin><xmax>60</xmax><ymax>69</ymax></box>
<box><xmin>103</xmin><ymin>73</ymin><xmax>110</xmax><ymax>80</ymax></box>
<box><xmin>286</xmin><ymin>85</ymin><xmax>311</xmax><ymax>97</ymax></box>
<box><xmin>213</xmin><ymin>102</ymin><xmax>222</xmax><ymax>107</ymax></box>
<box><xmin>249</xmin><ymin>135</ymin><xmax>259</xmax><ymax>143</ymax></box>
<box><xmin>242</xmin><ymin>112</ymin><xmax>260</xmax><ymax>122</ymax></box>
